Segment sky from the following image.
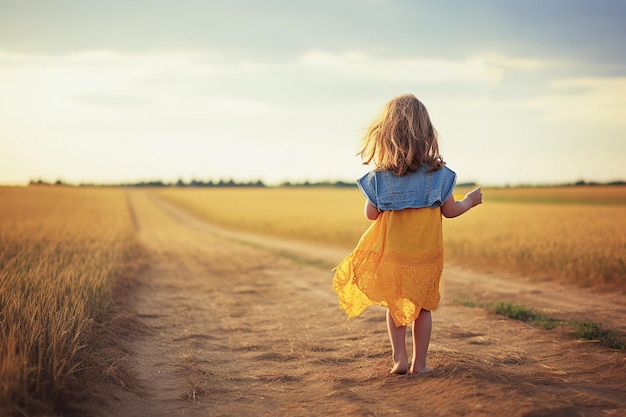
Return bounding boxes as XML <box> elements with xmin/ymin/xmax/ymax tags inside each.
<box><xmin>1</xmin><ymin>0</ymin><xmax>625</xmax><ymax>186</ymax></box>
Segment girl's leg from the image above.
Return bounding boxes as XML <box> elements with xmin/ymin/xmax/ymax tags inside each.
<box><xmin>410</xmin><ymin>309</ymin><xmax>433</xmax><ymax>374</ymax></box>
<box><xmin>386</xmin><ymin>309</ymin><xmax>408</xmax><ymax>374</ymax></box>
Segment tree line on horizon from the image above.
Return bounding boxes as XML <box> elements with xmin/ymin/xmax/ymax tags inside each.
<box><xmin>27</xmin><ymin>178</ymin><xmax>626</xmax><ymax>188</ymax></box>
<box><xmin>27</xmin><ymin>178</ymin><xmax>359</xmax><ymax>188</ymax></box>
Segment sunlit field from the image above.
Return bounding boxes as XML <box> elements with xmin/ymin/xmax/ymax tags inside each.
<box><xmin>0</xmin><ymin>186</ymin><xmax>138</xmax><ymax>415</ymax></box>
<box><xmin>2</xmin><ymin>184</ymin><xmax>624</xmax><ymax>414</ymax></box>
<box><xmin>445</xmin><ymin>187</ymin><xmax>626</xmax><ymax>286</ymax></box>
<box><xmin>157</xmin><ymin>187</ymin><xmax>372</xmax><ymax>249</ymax></box>
<box><xmin>157</xmin><ymin>186</ymin><xmax>626</xmax><ymax>289</ymax></box>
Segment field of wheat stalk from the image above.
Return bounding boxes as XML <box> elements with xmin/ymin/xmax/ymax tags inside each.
<box><xmin>156</xmin><ymin>185</ymin><xmax>626</xmax><ymax>288</ymax></box>
<box><xmin>0</xmin><ymin>186</ymin><xmax>138</xmax><ymax>416</ymax></box>
<box><xmin>2</xmin><ymin>184</ymin><xmax>624</xmax><ymax>415</ymax></box>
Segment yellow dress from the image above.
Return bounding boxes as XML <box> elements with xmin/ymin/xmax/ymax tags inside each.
<box><xmin>333</xmin><ymin>207</ymin><xmax>443</xmax><ymax>327</ymax></box>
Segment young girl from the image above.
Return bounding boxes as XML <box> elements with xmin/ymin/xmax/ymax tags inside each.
<box><xmin>333</xmin><ymin>93</ymin><xmax>482</xmax><ymax>375</ymax></box>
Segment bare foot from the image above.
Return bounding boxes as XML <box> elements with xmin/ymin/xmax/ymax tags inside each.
<box><xmin>390</xmin><ymin>360</ymin><xmax>409</xmax><ymax>374</ymax></box>
<box><xmin>409</xmin><ymin>366</ymin><xmax>433</xmax><ymax>375</ymax></box>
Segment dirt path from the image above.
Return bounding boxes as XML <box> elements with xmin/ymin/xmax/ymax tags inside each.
<box><xmin>102</xmin><ymin>190</ymin><xmax>625</xmax><ymax>417</ymax></box>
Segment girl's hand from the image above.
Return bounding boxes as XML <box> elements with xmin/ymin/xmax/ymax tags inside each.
<box><xmin>466</xmin><ymin>187</ymin><xmax>483</xmax><ymax>207</ymax></box>
<box><xmin>442</xmin><ymin>187</ymin><xmax>483</xmax><ymax>218</ymax></box>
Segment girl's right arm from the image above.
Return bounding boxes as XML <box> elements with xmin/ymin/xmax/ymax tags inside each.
<box><xmin>364</xmin><ymin>200</ymin><xmax>380</xmax><ymax>220</ymax></box>
<box><xmin>441</xmin><ymin>187</ymin><xmax>482</xmax><ymax>218</ymax></box>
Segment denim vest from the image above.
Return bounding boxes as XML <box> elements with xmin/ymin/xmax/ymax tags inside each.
<box><xmin>356</xmin><ymin>166</ymin><xmax>457</xmax><ymax>210</ymax></box>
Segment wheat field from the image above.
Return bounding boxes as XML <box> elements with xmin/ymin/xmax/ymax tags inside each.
<box><xmin>2</xmin><ymin>184</ymin><xmax>624</xmax><ymax>415</ymax></box>
<box><xmin>0</xmin><ymin>186</ymin><xmax>138</xmax><ymax>415</ymax></box>
<box><xmin>157</xmin><ymin>185</ymin><xmax>626</xmax><ymax>288</ymax></box>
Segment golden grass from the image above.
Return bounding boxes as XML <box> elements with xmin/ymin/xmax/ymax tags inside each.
<box><xmin>157</xmin><ymin>186</ymin><xmax>626</xmax><ymax>289</ymax></box>
<box><xmin>0</xmin><ymin>186</ymin><xmax>137</xmax><ymax>415</ymax></box>
<box><xmin>2</xmin><ymin>184</ymin><xmax>622</xmax><ymax>413</ymax></box>
<box><xmin>442</xmin><ymin>199</ymin><xmax>626</xmax><ymax>287</ymax></box>
<box><xmin>456</xmin><ymin>185</ymin><xmax>626</xmax><ymax>205</ymax></box>
<box><xmin>156</xmin><ymin>187</ymin><xmax>372</xmax><ymax>249</ymax></box>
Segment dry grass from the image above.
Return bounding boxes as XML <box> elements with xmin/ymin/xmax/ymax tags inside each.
<box><xmin>0</xmin><ymin>186</ymin><xmax>138</xmax><ymax>416</ymax></box>
<box><xmin>2</xmin><ymin>184</ymin><xmax>623</xmax><ymax>414</ymax></box>
<box><xmin>156</xmin><ymin>186</ymin><xmax>626</xmax><ymax>289</ymax></box>
<box><xmin>460</xmin><ymin>185</ymin><xmax>626</xmax><ymax>205</ymax></box>
<box><xmin>156</xmin><ymin>187</ymin><xmax>371</xmax><ymax>249</ymax></box>
<box><xmin>442</xmin><ymin>199</ymin><xmax>626</xmax><ymax>287</ymax></box>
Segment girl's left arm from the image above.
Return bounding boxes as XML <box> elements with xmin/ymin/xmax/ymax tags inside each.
<box><xmin>441</xmin><ymin>187</ymin><xmax>482</xmax><ymax>218</ymax></box>
<box><xmin>364</xmin><ymin>200</ymin><xmax>380</xmax><ymax>220</ymax></box>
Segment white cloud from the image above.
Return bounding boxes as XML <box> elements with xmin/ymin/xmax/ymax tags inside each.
<box><xmin>482</xmin><ymin>52</ymin><xmax>563</xmax><ymax>71</ymax></box>
<box><xmin>0</xmin><ymin>48</ymin><xmax>624</xmax><ymax>185</ymax></box>
<box><xmin>299</xmin><ymin>49</ymin><xmax>494</xmax><ymax>85</ymax></box>
<box><xmin>523</xmin><ymin>77</ymin><xmax>626</xmax><ymax>126</ymax></box>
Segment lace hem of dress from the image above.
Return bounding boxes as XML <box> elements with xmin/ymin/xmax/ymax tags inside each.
<box><xmin>333</xmin><ymin>249</ymin><xmax>443</xmax><ymax>326</ymax></box>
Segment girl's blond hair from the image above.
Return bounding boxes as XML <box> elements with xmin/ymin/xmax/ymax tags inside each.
<box><xmin>358</xmin><ymin>94</ymin><xmax>445</xmax><ymax>175</ymax></box>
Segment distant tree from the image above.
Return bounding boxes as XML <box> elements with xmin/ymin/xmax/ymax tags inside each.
<box><xmin>333</xmin><ymin>180</ymin><xmax>356</xmax><ymax>187</ymax></box>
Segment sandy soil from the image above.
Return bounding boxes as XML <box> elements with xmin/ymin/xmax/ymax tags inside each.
<box><xmin>99</xmin><ymin>190</ymin><xmax>625</xmax><ymax>417</ymax></box>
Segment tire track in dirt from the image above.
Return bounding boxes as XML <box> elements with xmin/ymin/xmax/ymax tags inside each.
<box><xmin>151</xmin><ymin>191</ymin><xmax>626</xmax><ymax>334</ymax></box>
<box><xmin>101</xmin><ymin>190</ymin><xmax>625</xmax><ymax>417</ymax></box>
